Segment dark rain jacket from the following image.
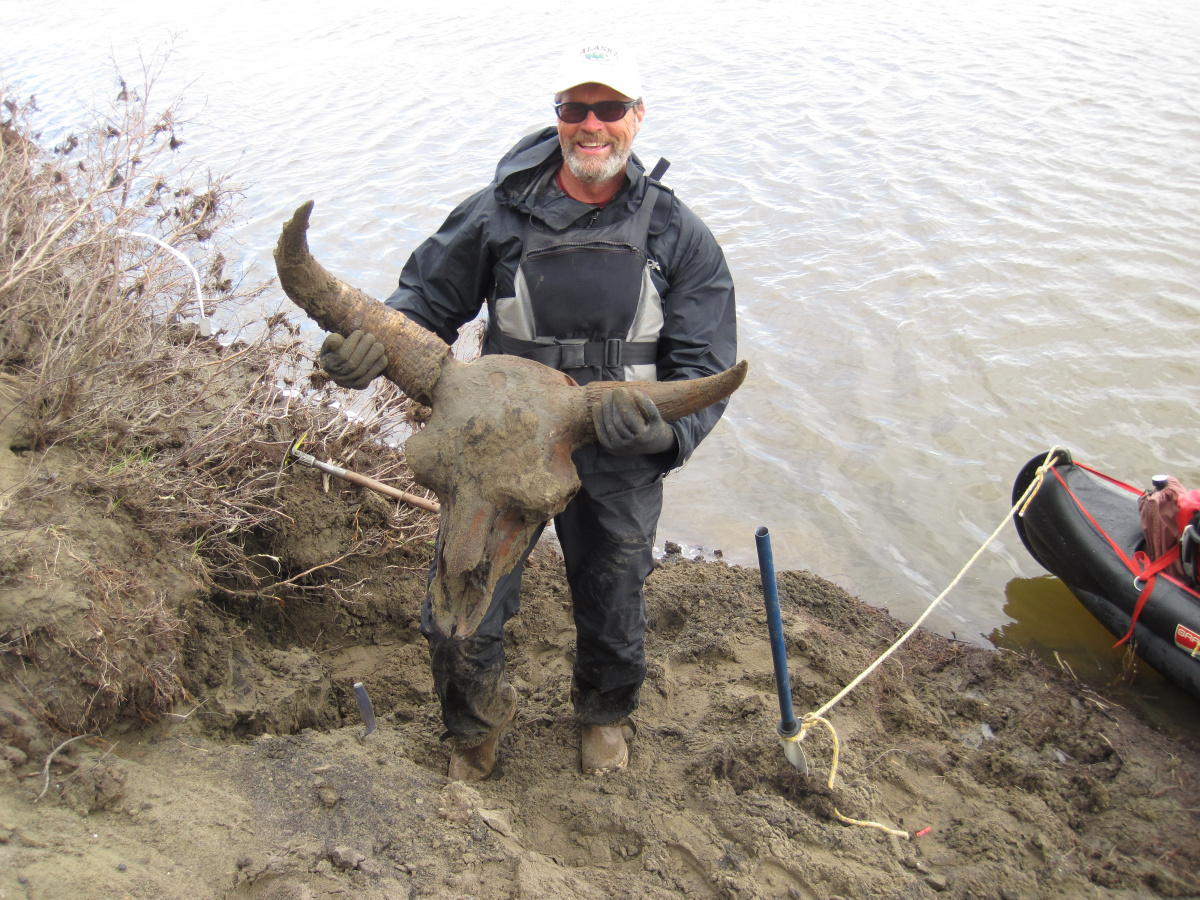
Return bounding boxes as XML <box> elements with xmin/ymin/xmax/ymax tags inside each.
<box><xmin>385</xmin><ymin>126</ymin><xmax>737</xmax><ymax>474</ymax></box>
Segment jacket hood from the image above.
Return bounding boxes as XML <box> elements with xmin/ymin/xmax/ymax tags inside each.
<box><xmin>492</xmin><ymin>126</ymin><xmax>648</xmax><ymax>230</ymax></box>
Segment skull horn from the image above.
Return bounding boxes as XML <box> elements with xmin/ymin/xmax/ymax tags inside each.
<box><xmin>581</xmin><ymin>361</ymin><xmax>748</xmax><ymax>440</ymax></box>
<box><xmin>273</xmin><ymin>201</ymin><xmax>450</xmax><ymax>405</ymax></box>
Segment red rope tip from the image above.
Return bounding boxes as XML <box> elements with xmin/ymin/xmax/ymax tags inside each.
<box><xmin>913</xmin><ymin>827</ymin><xmax>932</xmax><ymax>838</ymax></box>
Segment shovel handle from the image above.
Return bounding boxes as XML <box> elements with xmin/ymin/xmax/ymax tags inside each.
<box><xmin>756</xmin><ymin>527</ymin><xmax>798</xmax><ymax>734</ymax></box>
<box><xmin>290</xmin><ymin>446</ymin><xmax>440</xmax><ymax>513</ymax></box>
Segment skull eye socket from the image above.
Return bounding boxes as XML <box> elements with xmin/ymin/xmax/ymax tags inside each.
<box><xmin>401</xmin><ymin>429</ymin><xmax>448</xmax><ymax>491</ymax></box>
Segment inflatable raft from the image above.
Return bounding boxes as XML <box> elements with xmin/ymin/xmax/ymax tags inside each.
<box><xmin>1012</xmin><ymin>450</ymin><xmax>1200</xmax><ymax>701</ymax></box>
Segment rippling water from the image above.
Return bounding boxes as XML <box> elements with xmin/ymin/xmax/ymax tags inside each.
<box><xmin>6</xmin><ymin>1</ymin><xmax>1200</xmax><ymax>662</ymax></box>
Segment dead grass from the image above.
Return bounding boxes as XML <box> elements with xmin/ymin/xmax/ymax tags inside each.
<box><xmin>0</xmin><ymin>58</ymin><xmax>436</xmax><ymax>734</ymax></box>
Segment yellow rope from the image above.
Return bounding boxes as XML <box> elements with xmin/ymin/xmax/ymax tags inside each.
<box><xmin>795</xmin><ymin>715</ymin><xmax>910</xmax><ymax>838</ymax></box>
<box><xmin>785</xmin><ymin>447</ymin><xmax>1065</xmax><ymax>839</ymax></box>
<box><xmin>804</xmin><ymin>446</ymin><xmax>1063</xmax><ymax>723</ymax></box>
<box><xmin>833</xmin><ymin>809</ymin><xmax>912</xmax><ymax>837</ymax></box>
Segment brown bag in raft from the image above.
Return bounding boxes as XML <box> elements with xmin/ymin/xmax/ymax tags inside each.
<box><xmin>1138</xmin><ymin>475</ymin><xmax>1200</xmax><ymax>583</ymax></box>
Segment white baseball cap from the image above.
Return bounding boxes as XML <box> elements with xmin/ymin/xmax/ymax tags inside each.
<box><xmin>554</xmin><ymin>41</ymin><xmax>643</xmax><ymax>101</ymax></box>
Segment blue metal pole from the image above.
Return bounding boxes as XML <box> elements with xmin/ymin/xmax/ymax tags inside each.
<box><xmin>756</xmin><ymin>527</ymin><xmax>799</xmax><ymax>738</ymax></box>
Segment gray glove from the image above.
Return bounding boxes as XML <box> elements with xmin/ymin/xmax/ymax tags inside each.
<box><xmin>593</xmin><ymin>387</ymin><xmax>677</xmax><ymax>456</ymax></box>
<box><xmin>319</xmin><ymin>330</ymin><xmax>388</xmax><ymax>390</ymax></box>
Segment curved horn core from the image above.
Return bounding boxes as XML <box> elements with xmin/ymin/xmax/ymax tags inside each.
<box><xmin>581</xmin><ymin>360</ymin><xmax>748</xmax><ymax>441</ymax></box>
<box><xmin>273</xmin><ymin>201</ymin><xmax>450</xmax><ymax>404</ymax></box>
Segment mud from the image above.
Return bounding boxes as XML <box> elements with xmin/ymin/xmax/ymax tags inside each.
<box><xmin>1</xmin><ymin>392</ymin><xmax>1199</xmax><ymax>900</ymax></box>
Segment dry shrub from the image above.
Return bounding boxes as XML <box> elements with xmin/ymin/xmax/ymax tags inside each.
<box><xmin>0</xmin><ymin>60</ymin><xmax>436</xmax><ymax>734</ymax></box>
<box><xmin>0</xmin><ymin>65</ymin><xmax>249</xmax><ymax>449</ymax></box>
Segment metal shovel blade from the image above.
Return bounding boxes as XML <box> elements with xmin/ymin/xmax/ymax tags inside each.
<box><xmin>780</xmin><ymin>735</ymin><xmax>808</xmax><ymax>775</ymax></box>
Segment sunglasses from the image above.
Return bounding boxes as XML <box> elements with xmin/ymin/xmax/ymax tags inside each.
<box><xmin>554</xmin><ymin>99</ymin><xmax>640</xmax><ymax>124</ymax></box>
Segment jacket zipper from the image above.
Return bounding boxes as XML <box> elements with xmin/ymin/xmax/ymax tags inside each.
<box><xmin>525</xmin><ymin>241</ymin><xmax>643</xmax><ymax>260</ymax></box>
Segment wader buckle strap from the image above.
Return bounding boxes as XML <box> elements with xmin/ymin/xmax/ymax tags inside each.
<box><xmin>603</xmin><ymin>338</ymin><xmax>622</xmax><ymax>367</ymax></box>
<box><xmin>495</xmin><ymin>332</ymin><xmax>657</xmax><ymax>370</ymax></box>
<box><xmin>561</xmin><ymin>341</ymin><xmax>586</xmax><ymax>369</ymax></box>
<box><xmin>645</xmin><ymin>161</ymin><xmax>676</xmax><ymax>237</ymax></box>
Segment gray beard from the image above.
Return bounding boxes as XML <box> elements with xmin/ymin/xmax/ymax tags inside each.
<box><xmin>562</xmin><ymin>141</ymin><xmax>630</xmax><ymax>184</ymax></box>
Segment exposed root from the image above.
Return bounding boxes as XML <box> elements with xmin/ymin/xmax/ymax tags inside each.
<box><xmin>34</xmin><ymin>733</ymin><xmax>92</xmax><ymax>802</ymax></box>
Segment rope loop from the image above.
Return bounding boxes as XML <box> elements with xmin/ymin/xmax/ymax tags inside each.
<box><xmin>803</xmin><ymin>714</ymin><xmax>910</xmax><ymax>839</ymax></box>
<box><xmin>1018</xmin><ymin>446</ymin><xmax>1064</xmax><ymax>518</ymax></box>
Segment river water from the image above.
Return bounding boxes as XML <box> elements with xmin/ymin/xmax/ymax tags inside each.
<box><xmin>6</xmin><ymin>1</ymin><xmax>1200</xmax><ymax>683</ymax></box>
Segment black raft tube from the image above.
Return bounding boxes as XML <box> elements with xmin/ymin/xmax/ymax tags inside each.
<box><xmin>755</xmin><ymin>527</ymin><xmax>808</xmax><ymax>773</ymax></box>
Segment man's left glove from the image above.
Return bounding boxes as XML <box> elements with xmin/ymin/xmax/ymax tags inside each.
<box><xmin>593</xmin><ymin>387</ymin><xmax>678</xmax><ymax>457</ymax></box>
<box><xmin>319</xmin><ymin>330</ymin><xmax>389</xmax><ymax>390</ymax></box>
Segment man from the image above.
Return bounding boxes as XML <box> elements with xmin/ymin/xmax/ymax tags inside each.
<box><xmin>321</xmin><ymin>41</ymin><xmax>737</xmax><ymax>781</ymax></box>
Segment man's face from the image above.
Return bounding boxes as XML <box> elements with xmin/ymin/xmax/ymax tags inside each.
<box><xmin>556</xmin><ymin>82</ymin><xmax>644</xmax><ymax>185</ymax></box>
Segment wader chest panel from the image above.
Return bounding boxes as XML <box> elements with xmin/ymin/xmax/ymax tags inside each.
<box><xmin>490</xmin><ymin>172</ymin><xmax>673</xmax><ymax>384</ymax></box>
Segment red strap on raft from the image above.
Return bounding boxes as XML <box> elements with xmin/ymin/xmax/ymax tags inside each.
<box><xmin>1048</xmin><ymin>466</ymin><xmax>1183</xmax><ymax>648</ymax></box>
<box><xmin>1115</xmin><ymin>547</ymin><xmax>1180</xmax><ymax>647</ymax></box>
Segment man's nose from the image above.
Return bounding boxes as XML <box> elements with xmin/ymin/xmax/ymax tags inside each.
<box><xmin>582</xmin><ymin>110</ymin><xmax>605</xmax><ymax>130</ymax></box>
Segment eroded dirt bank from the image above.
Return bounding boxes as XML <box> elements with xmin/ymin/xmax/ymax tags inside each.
<box><xmin>2</xmin><ymin>444</ymin><xmax>1198</xmax><ymax>899</ymax></box>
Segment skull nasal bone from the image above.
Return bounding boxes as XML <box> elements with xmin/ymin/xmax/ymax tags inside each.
<box><xmin>441</xmin><ymin>498</ymin><xmax>495</xmax><ymax>577</ymax></box>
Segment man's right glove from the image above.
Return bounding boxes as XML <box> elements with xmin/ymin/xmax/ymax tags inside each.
<box><xmin>319</xmin><ymin>330</ymin><xmax>389</xmax><ymax>390</ymax></box>
<box><xmin>593</xmin><ymin>387</ymin><xmax>678</xmax><ymax>457</ymax></box>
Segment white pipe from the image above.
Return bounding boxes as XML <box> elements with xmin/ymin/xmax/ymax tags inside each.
<box><xmin>117</xmin><ymin>229</ymin><xmax>212</xmax><ymax>337</ymax></box>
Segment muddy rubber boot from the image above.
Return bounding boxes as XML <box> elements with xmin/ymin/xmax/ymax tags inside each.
<box><xmin>447</xmin><ymin>684</ymin><xmax>517</xmax><ymax>782</ymax></box>
<box><xmin>581</xmin><ymin>724</ymin><xmax>628</xmax><ymax>776</ymax></box>
<box><xmin>447</xmin><ymin>730</ymin><xmax>503</xmax><ymax>782</ymax></box>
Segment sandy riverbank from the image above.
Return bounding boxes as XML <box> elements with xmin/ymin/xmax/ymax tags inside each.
<box><xmin>2</xmin><ymin>383</ymin><xmax>1197</xmax><ymax>899</ymax></box>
